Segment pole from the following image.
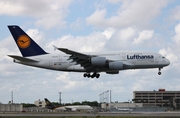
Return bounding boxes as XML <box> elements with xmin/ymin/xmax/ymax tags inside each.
<box><xmin>103</xmin><ymin>92</ymin><xmax>104</xmax><ymax>103</ymax></box>
<box><xmin>99</xmin><ymin>94</ymin><xmax>101</xmax><ymax>103</ymax></box>
<box><xmin>11</xmin><ymin>91</ymin><xmax>13</xmax><ymax>104</ymax></box>
<box><xmin>59</xmin><ymin>92</ymin><xmax>61</xmax><ymax>104</ymax></box>
<box><xmin>107</xmin><ymin>90</ymin><xmax>109</xmax><ymax>103</ymax></box>
<box><xmin>110</xmin><ymin>90</ymin><xmax>111</xmax><ymax>103</ymax></box>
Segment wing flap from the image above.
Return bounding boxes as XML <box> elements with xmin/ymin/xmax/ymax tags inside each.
<box><xmin>8</xmin><ymin>55</ymin><xmax>39</xmax><ymax>62</ymax></box>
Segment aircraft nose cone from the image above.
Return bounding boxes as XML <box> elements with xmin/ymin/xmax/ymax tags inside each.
<box><xmin>166</xmin><ymin>59</ymin><xmax>170</xmax><ymax>66</ymax></box>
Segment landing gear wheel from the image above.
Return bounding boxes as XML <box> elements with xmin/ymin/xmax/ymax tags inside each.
<box><xmin>83</xmin><ymin>72</ymin><xmax>100</xmax><ymax>78</ymax></box>
<box><xmin>96</xmin><ymin>74</ymin><xmax>100</xmax><ymax>78</ymax></box>
<box><xmin>83</xmin><ymin>73</ymin><xmax>91</xmax><ymax>78</ymax></box>
<box><xmin>91</xmin><ymin>73</ymin><xmax>96</xmax><ymax>78</ymax></box>
<box><xmin>87</xmin><ymin>73</ymin><xmax>90</xmax><ymax>78</ymax></box>
<box><xmin>158</xmin><ymin>68</ymin><xmax>162</xmax><ymax>75</ymax></box>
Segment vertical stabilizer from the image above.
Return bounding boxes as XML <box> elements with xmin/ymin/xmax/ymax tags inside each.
<box><xmin>8</xmin><ymin>25</ymin><xmax>48</xmax><ymax>57</ymax></box>
<box><xmin>44</xmin><ymin>98</ymin><xmax>56</xmax><ymax>109</ymax></box>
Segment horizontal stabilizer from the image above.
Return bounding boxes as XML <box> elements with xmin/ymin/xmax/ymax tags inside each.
<box><xmin>8</xmin><ymin>55</ymin><xmax>39</xmax><ymax>62</ymax></box>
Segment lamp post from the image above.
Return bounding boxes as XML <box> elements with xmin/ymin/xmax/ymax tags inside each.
<box><xmin>59</xmin><ymin>92</ymin><xmax>61</xmax><ymax>104</ymax></box>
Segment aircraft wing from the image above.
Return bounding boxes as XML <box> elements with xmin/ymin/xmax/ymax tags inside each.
<box><xmin>55</xmin><ymin>47</ymin><xmax>97</xmax><ymax>71</ymax></box>
<box><xmin>8</xmin><ymin>55</ymin><xmax>39</xmax><ymax>62</ymax></box>
<box><xmin>57</xmin><ymin>48</ymin><xmax>91</xmax><ymax>59</ymax></box>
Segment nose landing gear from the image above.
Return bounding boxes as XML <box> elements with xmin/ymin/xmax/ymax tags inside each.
<box><xmin>83</xmin><ymin>73</ymin><xmax>100</xmax><ymax>78</ymax></box>
<box><xmin>158</xmin><ymin>68</ymin><xmax>162</xmax><ymax>75</ymax></box>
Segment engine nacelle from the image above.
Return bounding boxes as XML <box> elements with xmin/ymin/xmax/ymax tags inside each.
<box><xmin>109</xmin><ymin>62</ymin><xmax>123</xmax><ymax>70</ymax></box>
<box><xmin>91</xmin><ymin>57</ymin><xmax>106</xmax><ymax>66</ymax></box>
<box><xmin>106</xmin><ymin>71</ymin><xmax>119</xmax><ymax>74</ymax></box>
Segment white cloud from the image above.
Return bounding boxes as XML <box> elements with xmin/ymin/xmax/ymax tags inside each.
<box><xmin>10</xmin><ymin>84</ymin><xmax>24</xmax><ymax>92</ymax></box>
<box><xmin>26</xmin><ymin>28</ymin><xmax>46</xmax><ymax>47</ymax></box>
<box><xmin>0</xmin><ymin>1</ymin><xmax>24</xmax><ymax>16</ymax></box>
<box><xmin>104</xmin><ymin>27</ymin><xmax>136</xmax><ymax>50</ymax></box>
<box><xmin>46</xmin><ymin>26</ymin><xmax>161</xmax><ymax>53</ymax></box>
<box><xmin>46</xmin><ymin>31</ymin><xmax>107</xmax><ymax>52</ymax></box>
<box><xmin>159</xmin><ymin>48</ymin><xmax>179</xmax><ymax>64</ymax></box>
<box><xmin>0</xmin><ymin>0</ymin><xmax>73</xmax><ymax>29</ymax></box>
<box><xmin>102</xmin><ymin>27</ymin><xmax>116</xmax><ymax>40</ymax></box>
<box><xmin>35</xmin><ymin>12</ymin><xmax>67</xmax><ymax>29</ymax></box>
<box><xmin>70</xmin><ymin>18</ymin><xmax>84</xmax><ymax>30</ymax></box>
<box><xmin>107</xmin><ymin>0</ymin><xmax>123</xmax><ymax>4</ymax></box>
<box><xmin>86</xmin><ymin>9</ymin><xmax>107</xmax><ymax>27</ymax></box>
<box><xmin>133</xmin><ymin>30</ymin><xmax>154</xmax><ymax>45</ymax></box>
<box><xmin>86</xmin><ymin>0</ymin><xmax>169</xmax><ymax>28</ymax></box>
<box><xmin>0</xmin><ymin>0</ymin><xmax>72</xmax><ymax>17</ymax></box>
<box><xmin>170</xmin><ymin>5</ymin><xmax>180</xmax><ymax>21</ymax></box>
<box><xmin>173</xmin><ymin>23</ymin><xmax>180</xmax><ymax>45</ymax></box>
<box><xmin>56</xmin><ymin>72</ymin><xmax>69</xmax><ymax>81</ymax></box>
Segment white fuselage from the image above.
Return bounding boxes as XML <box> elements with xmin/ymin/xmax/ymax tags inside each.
<box><xmin>55</xmin><ymin>105</ymin><xmax>93</xmax><ymax>111</ymax></box>
<box><xmin>13</xmin><ymin>51</ymin><xmax>170</xmax><ymax>73</ymax></box>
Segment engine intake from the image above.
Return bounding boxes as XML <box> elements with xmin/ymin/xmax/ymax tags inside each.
<box><xmin>91</xmin><ymin>57</ymin><xmax>106</xmax><ymax>66</ymax></box>
<box><xmin>109</xmin><ymin>62</ymin><xmax>123</xmax><ymax>70</ymax></box>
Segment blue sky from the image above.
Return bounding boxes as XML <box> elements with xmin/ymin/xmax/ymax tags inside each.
<box><xmin>0</xmin><ymin>0</ymin><xmax>180</xmax><ymax>104</ymax></box>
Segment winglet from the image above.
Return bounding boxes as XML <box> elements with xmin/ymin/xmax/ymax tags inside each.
<box><xmin>53</xmin><ymin>45</ymin><xmax>58</xmax><ymax>51</ymax></box>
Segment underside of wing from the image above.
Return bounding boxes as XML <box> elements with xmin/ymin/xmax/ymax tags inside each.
<box><xmin>69</xmin><ymin>55</ymin><xmax>96</xmax><ymax>71</ymax></box>
<box><xmin>55</xmin><ymin>47</ymin><xmax>100</xmax><ymax>72</ymax></box>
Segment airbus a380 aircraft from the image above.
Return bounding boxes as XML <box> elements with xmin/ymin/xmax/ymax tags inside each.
<box><xmin>8</xmin><ymin>25</ymin><xmax>170</xmax><ymax>78</ymax></box>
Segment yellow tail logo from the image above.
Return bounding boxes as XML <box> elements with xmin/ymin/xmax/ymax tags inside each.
<box><xmin>17</xmin><ymin>35</ymin><xmax>31</xmax><ymax>48</ymax></box>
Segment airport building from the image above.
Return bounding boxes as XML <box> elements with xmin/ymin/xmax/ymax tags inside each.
<box><xmin>34</xmin><ymin>99</ymin><xmax>46</xmax><ymax>108</ymax></box>
<box><xmin>0</xmin><ymin>104</ymin><xmax>23</xmax><ymax>112</ymax></box>
<box><xmin>133</xmin><ymin>89</ymin><xmax>180</xmax><ymax>109</ymax></box>
<box><xmin>100</xmin><ymin>89</ymin><xmax>179</xmax><ymax>112</ymax></box>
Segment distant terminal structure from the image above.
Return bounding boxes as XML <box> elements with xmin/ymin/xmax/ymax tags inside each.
<box><xmin>34</xmin><ymin>99</ymin><xmax>46</xmax><ymax>108</ymax></box>
<box><xmin>0</xmin><ymin>104</ymin><xmax>22</xmax><ymax>112</ymax></box>
<box><xmin>100</xmin><ymin>89</ymin><xmax>180</xmax><ymax>112</ymax></box>
<box><xmin>133</xmin><ymin>89</ymin><xmax>180</xmax><ymax>109</ymax></box>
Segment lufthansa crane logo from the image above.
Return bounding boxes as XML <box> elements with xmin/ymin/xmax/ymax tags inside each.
<box><xmin>17</xmin><ymin>35</ymin><xmax>31</xmax><ymax>48</ymax></box>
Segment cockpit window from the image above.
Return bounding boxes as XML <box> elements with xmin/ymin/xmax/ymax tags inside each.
<box><xmin>162</xmin><ymin>56</ymin><xmax>165</xmax><ymax>58</ymax></box>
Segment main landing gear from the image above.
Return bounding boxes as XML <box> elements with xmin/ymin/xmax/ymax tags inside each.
<box><xmin>83</xmin><ymin>73</ymin><xmax>100</xmax><ymax>78</ymax></box>
<box><xmin>158</xmin><ymin>68</ymin><xmax>162</xmax><ymax>75</ymax></box>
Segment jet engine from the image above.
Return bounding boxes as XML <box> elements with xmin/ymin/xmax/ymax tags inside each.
<box><xmin>108</xmin><ymin>62</ymin><xmax>123</xmax><ymax>70</ymax></box>
<box><xmin>106</xmin><ymin>71</ymin><xmax>119</xmax><ymax>74</ymax></box>
<box><xmin>90</xmin><ymin>57</ymin><xmax>106</xmax><ymax>66</ymax></box>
